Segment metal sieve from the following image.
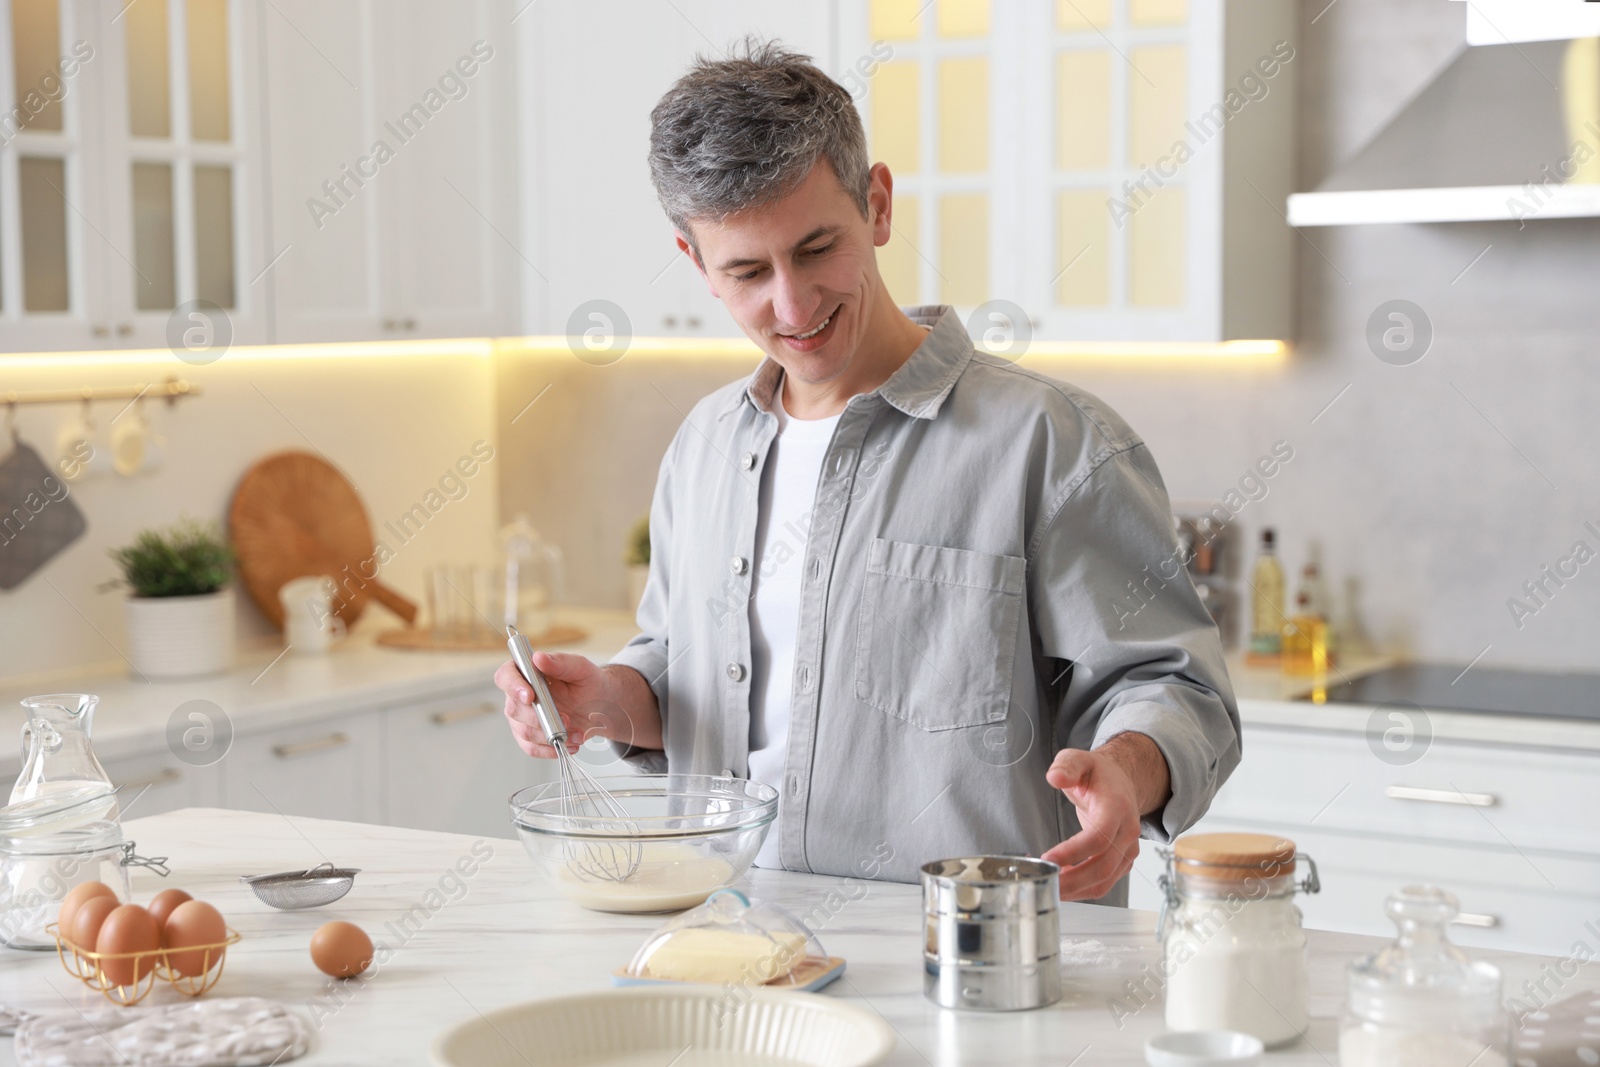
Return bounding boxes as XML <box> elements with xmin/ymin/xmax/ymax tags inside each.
<box><xmin>241</xmin><ymin>861</ymin><xmax>360</xmax><ymax>910</ymax></box>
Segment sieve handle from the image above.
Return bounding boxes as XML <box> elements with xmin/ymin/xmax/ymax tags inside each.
<box><xmin>506</xmin><ymin>626</ymin><xmax>566</xmax><ymax>746</ymax></box>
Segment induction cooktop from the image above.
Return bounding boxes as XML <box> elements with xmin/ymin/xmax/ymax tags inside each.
<box><xmin>1300</xmin><ymin>663</ymin><xmax>1600</xmax><ymax>721</ymax></box>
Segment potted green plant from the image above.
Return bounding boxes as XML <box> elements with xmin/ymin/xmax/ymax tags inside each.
<box><xmin>624</xmin><ymin>515</ymin><xmax>651</xmax><ymax>615</ymax></box>
<box><xmin>110</xmin><ymin>519</ymin><xmax>236</xmax><ymax>679</ymax></box>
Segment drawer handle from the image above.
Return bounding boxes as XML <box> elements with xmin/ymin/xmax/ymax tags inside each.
<box><xmin>272</xmin><ymin>733</ymin><xmax>350</xmax><ymax>759</ymax></box>
<box><xmin>431</xmin><ymin>703</ymin><xmax>499</xmax><ymax>727</ymax></box>
<box><xmin>1384</xmin><ymin>785</ymin><xmax>1498</xmax><ymax>808</ymax></box>
<box><xmin>118</xmin><ymin>768</ymin><xmax>181</xmax><ymax>792</ymax></box>
<box><xmin>1452</xmin><ymin>912</ymin><xmax>1500</xmax><ymax>929</ymax></box>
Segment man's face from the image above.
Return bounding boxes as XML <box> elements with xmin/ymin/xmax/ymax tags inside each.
<box><xmin>680</xmin><ymin>160</ymin><xmax>896</xmax><ymax>388</ymax></box>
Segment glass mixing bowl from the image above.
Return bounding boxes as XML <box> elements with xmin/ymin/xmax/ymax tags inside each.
<box><xmin>509</xmin><ymin>774</ymin><xmax>778</xmax><ymax>913</ymax></box>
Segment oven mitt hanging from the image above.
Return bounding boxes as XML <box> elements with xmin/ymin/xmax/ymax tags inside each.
<box><xmin>0</xmin><ymin>440</ymin><xmax>87</xmax><ymax>590</ymax></box>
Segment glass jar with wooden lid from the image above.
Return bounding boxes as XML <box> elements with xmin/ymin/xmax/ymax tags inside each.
<box><xmin>1157</xmin><ymin>832</ymin><xmax>1322</xmax><ymax>1046</ymax></box>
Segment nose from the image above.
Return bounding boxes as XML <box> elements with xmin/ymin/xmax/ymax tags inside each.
<box><xmin>770</xmin><ymin>267</ymin><xmax>821</xmax><ymax>332</ymax></box>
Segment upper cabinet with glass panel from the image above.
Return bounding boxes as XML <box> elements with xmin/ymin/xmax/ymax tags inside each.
<box><xmin>0</xmin><ymin>0</ymin><xmax>256</xmax><ymax>351</ymax></box>
<box><xmin>847</xmin><ymin>0</ymin><xmax>1298</xmax><ymax>343</ymax></box>
<box><xmin>112</xmin><ymin>0</ymin><xmax>245</xmax><ymax>342</ymax></box>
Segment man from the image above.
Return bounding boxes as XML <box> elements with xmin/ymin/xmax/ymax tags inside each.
<box><xmin>497</xmin><ymin>42</ymin><xmax>1239</xmax><ymax>903</ymax></box>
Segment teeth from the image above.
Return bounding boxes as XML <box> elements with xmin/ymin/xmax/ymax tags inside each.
<box><xmin>793</xmin><ymin>313</ymin><xmax>831</xmax><ymax>340</ymax></box>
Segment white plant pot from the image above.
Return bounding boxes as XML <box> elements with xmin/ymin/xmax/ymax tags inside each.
<box><xmin>626</xmin><ymin>564</ymin><xmax>650</xmax><ymax>616</ymax></box>
<box><xmin>124</xmin><ymin>588</ymin><xmax>236</xmax><ymax>679</ymax></box>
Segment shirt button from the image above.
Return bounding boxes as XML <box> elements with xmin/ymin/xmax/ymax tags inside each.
<box><xmin>720</xmin><ymin>767</ymin><xmax>735</xmax><ymax>778</ymax></box>
<box><xmin>740</xmin><ymin>452</ymin><xmax>756</xmax><ymax>471</ymax></box>
<box><xmin>730</xmin><ymin>556</ymin><xmax>748</xmax><ymax>576</ymax></box>
<box><xmin>727</xmin><ymin>662</ymin><xmax>746</xmax><ymax>682</ymax></box>
<box><xmin>786</xmin><ymin>772</ymin><xmax>803</xmax><ymax>798</ymax></box>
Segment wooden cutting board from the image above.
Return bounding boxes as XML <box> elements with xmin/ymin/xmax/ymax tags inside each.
<box><xmin>229</xmin><ymin>450</ymin><xmax>418</xmax><ymax>630</ymax></box>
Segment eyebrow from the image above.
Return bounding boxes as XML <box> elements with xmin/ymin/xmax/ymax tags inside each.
<box><xmin>715</xmin><ymin>225</ymin><xmax>842</xmax><ymax>272</ymax></box>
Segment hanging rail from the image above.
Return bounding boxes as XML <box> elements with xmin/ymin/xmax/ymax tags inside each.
<box><xmin>0</xmin><ymin>376</ymin><xmax>201</xmax><ymax>408</ymax></box>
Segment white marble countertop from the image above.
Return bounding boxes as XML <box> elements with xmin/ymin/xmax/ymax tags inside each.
<box><xmin>0</xmin><ymin>608</ymin><xmax>641</xmax><ymax>767</ymax></box>
<box><xmin>0</xmin><ymin>808</ymin><xmax>1581</xmax><ymax>1066</ymax></box>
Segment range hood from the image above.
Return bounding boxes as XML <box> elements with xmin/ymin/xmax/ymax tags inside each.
<box><xmin>1290</xmin><ymin>14</ymin><xmax>1600</xmax><ymax>226</ymax></box>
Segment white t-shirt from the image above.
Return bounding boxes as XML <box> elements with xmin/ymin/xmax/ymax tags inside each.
<box><xmin>747</xmin><ymin>390</ymin><xmax>841</xmax><ymax>870</ymax></box>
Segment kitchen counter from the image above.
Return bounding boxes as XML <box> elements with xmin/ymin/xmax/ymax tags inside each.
<box><xmin>1227</xmin><ymin>650</ymin><xmax>1600</xmax><ymax>753</ymax></box>
<box><xmin>5</xmin><ymin>608</ymin><xmax>1595</xmax><ymax>770</ymax></box>
<box><xmin>0</xmin><ymin>808</ymin><xmax>1582</xmax><ymax>1065</ymax></box>
<box><xmin>0</xmin><ymin>608</ymin><xmax>642</xmax><ymax>768</ymax></box>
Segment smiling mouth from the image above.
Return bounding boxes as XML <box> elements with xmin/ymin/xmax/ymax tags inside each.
<box><xmin>783</xmin><ymin>308</ymin><xmax>836</xmax><ymax>340</ymax></box>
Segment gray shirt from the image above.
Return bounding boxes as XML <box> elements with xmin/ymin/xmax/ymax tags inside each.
<box><xmin>610</xmin><ymin>305</ymin><xmax>1241</xmax><ymax>886</ymax></box>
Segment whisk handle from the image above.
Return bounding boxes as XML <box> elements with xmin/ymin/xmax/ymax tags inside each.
<box><xmin>506</xmin><ymin>626</ymin><xmax>567</xmax><ymax>746</ymax></box>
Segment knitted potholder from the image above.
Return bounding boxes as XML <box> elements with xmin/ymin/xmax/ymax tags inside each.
<box><xmin>15</xmin><ymin>997</ymin><xmax>313</xmax><ymax>1067</ymax></box>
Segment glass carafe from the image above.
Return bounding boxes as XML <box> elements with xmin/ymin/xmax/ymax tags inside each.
<box><xmin>1339</xmin><ymin>886</ymin><xmax>1510</xmax><ymax>1066</ymax></box>
<box><xmin>499</xmin><ymin>515</ymin><xmax>565</xmax><ymax>635</ymax></box>
<box><xmin>13</xmin><ymin>694</ymin><xmax>118</xmax><ymax>818</ymax></box>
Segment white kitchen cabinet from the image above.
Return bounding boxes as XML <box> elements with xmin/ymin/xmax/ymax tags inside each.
<box><xmin>1131</xmin><ymin>716</ymin><xmax>1600</xmax><ymax>956</ymax></box>
<box><xmin>220</xmin><ymin>710</ymin><xmax>383</xmax><ymax>824</ymax></box>
<box><xmin>262</xmin><ymin>0</ymin><xmax>515</xmax><ymax>343</ymax></box>
<box><xmin>256</xmin><ymin>0</ymin><xmax>381</xmax><ymax>344</ymax></box>
<box><xmin>383</xmin><ymin>688</ymin><xmax>556</xmax><ymax>840</ymax></box>
<box><xmin>0</xmin><ymin>0</ymin><xmax>266</xmax><ymax>352</ymax></box>
<box><xmin>103</xmin><ymin>746</ymin><xmax>222</xmax><ymax>820</ymax></box>
<box><xmin>842</xmin><ymin>0</ymin><xmax>1297</xmax><ymax>342</ymax></box>
<box><xmin>517</xmin><ymin>0</ymin><xmax>837</xmax><ymax>338</ymax></box>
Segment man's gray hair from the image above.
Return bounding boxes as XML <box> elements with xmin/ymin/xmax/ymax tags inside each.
<box><xmin>648</xmin><ymin>39</ymin><xmax>871</xmax><ymax>245</ymax></box>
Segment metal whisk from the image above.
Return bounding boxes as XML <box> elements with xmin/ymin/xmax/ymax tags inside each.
<box><xmin>506</xmin><ymin>626</ymin><xmax>642</xmax><ymax>883</ymax></box>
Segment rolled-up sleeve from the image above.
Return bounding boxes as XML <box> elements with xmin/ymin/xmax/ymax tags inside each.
<box><xmin>1031</xmin><ymin>443</ymin><xmax>1241</xmax><ymax>843</ymax></box>
<box><xmin>606</xmin><ymin>429</ymin><xmax>680</xmax><ymax>773</ymax></box>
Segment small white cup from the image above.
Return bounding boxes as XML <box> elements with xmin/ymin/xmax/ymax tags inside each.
<box><xmin>109</xmin><ymin>406</ymin><xmax>166</xmax><ymax>476</ymax></box>
<box><xmin>279</xmin><ymin>576</ymin><xmax>348</xmax><ymax>654</ymax></box>
<box><xmin>56</xmin><ymin>412</ymin><xmax>109</xmax><ymax>481</ymax></box>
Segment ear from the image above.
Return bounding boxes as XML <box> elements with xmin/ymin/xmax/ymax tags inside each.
<box><xmin>675</xmin><ymin>232</ymin><xmax>719</xmax><ymax>298</ymax></box>
<box><xmin>868</xmin><ymin>163</ymin><xmax>895</xmax><ymax>248</ymax></box>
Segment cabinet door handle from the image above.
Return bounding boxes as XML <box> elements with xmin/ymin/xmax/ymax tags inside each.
<box><xmin>662</xmin><ymin>315</ymin><xmax>677</xmax><ymax>329</ymax></box>
<box><xmin>401</xmin><ymin>317</ymin><xmax>416</xmax><ymax>330</ymax></box>
<box><xmin>1452</xmin><ymin>912</ymin><xmax>1500</xmax><ymax>929</ymax></box>
<box><xmin>116</xmin><ymin>323</ymin><xmax>132</xmax><ymax>337</ymax></box>
<box><xmin>117</xmin><ymin>767</ymin><xmax>181</xmax><ymax>792</ymax></box>
<box><xmin>431</xmin><ymin>703</ymin><xmax>498</xmax><ymax>726</ymax></box>
<box><xmin>92</xmin><ymin>324</ymin><xmax>109</xmax><ymax>338</ymax></box>
<box><xmin>382</xmin><ymin>318</ymin><xmax>397</xmax><ymax>331</ymax></box>
<box><xmin>1384</xmin><ymin>785</ymin><xmax>1498</xmax><ymax>808</ymax></box>
<box><xmin>272</xmin><ymin>733</ymin><xmax>350</xmax><ymax>759</ymax></box>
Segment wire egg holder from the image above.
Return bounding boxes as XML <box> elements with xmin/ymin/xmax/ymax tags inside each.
<box><xmin>45</xmin><ymin>922</ymin><xmax>242</xmax><ymax>1005</ymax></box>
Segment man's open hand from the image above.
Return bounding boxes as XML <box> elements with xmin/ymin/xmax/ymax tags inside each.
<box><xmin>1041</xmin><ymin>732</ymin><xmax>1171</xmax><ymax>901</ymax></box>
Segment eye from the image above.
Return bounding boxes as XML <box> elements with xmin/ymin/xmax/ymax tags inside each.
<box><xmin>733</xmin><ymin>267</ymin><xmax>763</xmax><ymax>282</ymax></box>
<box><xmin>805</xmin><ymin>243</ymin><xmax>833</xmax><ymax>258</ymax></box>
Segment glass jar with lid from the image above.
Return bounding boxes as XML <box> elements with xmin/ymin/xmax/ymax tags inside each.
<box><xmin>1158</xmin><ymin>832</ymin><xmax>1321</xmax><ymax>1046</ymax></box>
<box><xmin>0</xmin><ymin>784</ymin><xmax>162</xmax><ymax>951</ymax></box>
<box><xmin>1339</xmin><ymin>885</ymin><xmax>1510</xmax><ymax>1067</ymax></box>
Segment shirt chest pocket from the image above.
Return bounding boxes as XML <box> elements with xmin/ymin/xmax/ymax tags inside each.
<box><xmin>854</xmin><ymin>538</ymin><xmax>1026</xmax><ymax>731</ymax></box>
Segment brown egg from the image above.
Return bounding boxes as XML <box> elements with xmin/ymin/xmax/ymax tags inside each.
<box><xmin>95</xmin><ymin>904</ymin><xmax>161</xmax><ymax>986</ymax></box>
<box><xmin>69</xmin><ymin>895</ymin><xmax>119</xmax><ymax>952</ymax></box>
<box><xmin>310</xmin><ymin>921</ymin><xmax>373</xmax><ymax>978</ymax></box>
<box><xmin>147</xmin><ymin>888</ymin><xmax>193</xmax><ymax>932</ymax></box>
<box><xmin>57</xmin><ymin>881</ymin><xmax>116</xmax><ymax>939</ymax></box>
<box><xmin>162</xmin><ymin>900</ymin><xmax>227</xmax><ymax>977</ymax></box>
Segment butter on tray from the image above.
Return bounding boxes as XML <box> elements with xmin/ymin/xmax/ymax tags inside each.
<box><xmin>617</xmin><ymin>890</ymin><xmax>846</xmax><ymax>992</ymax></box>
<box><xmin>640</xmin><ymin>928</ymin><xmax>807</xmax><ymax>984</ymax></box>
